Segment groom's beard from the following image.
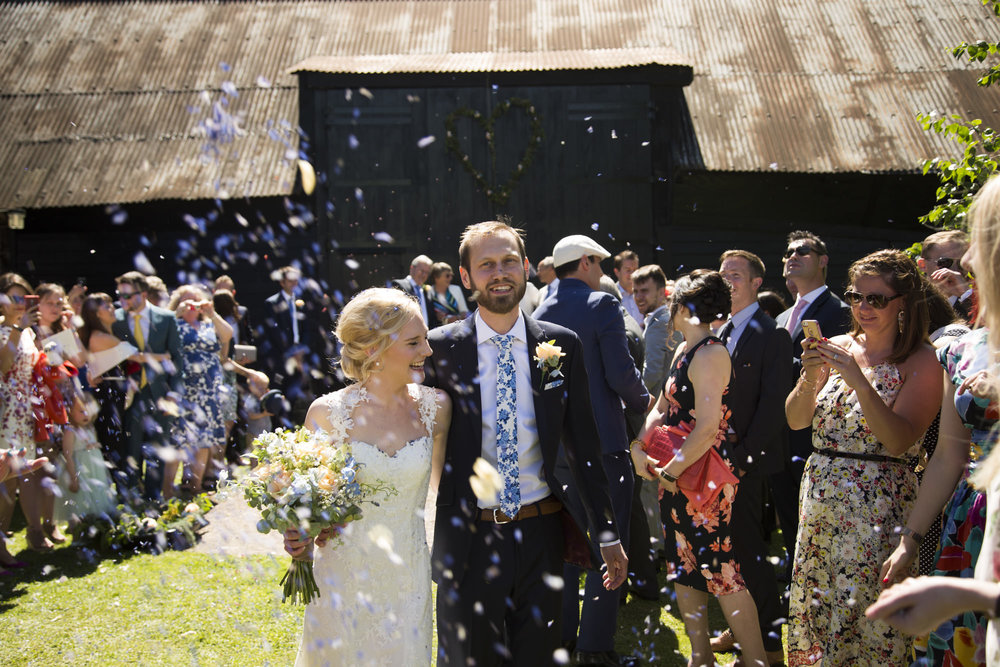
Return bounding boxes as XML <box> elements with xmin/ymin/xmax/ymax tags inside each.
<box><xmin>468</xmin><ymin>274</ymin><xmax>527</xmax><ymax>315</ymax></box>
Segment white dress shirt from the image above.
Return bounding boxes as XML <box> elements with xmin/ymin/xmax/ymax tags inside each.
<box><xmin>723</xmin><ymin>302</ymin><xmax>759</xmax><ymax>355</ymax></box>
<box><xmin>618</xmin><ymin>283</ymin><xmax>643</xmax><ymax>329</ymax></box>
<box><xmin>474</xmin><ymin>311</ymin><xmax>548</xmax><ymax>509</ymax></box>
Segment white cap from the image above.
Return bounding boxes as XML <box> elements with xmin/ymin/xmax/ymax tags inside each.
<box><xmin>552</xmin><ymin>235</ymin><xmax>611</xmax><ymax>268</ymax></box>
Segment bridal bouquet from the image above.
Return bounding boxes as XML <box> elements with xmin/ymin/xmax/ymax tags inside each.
<box><xmin>228</xmin><ymin>426</ymin><xmax>394</xmax><ymax>604</ymax></box>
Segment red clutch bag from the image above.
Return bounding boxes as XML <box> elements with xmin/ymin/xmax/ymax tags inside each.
<box><xmin>644</xmin><ymin>421</ymin><xmax>739</xmax><ymax>511</ymax></box>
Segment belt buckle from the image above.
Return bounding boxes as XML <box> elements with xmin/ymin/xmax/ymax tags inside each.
<box><xmin>492</xmin><ymin>508</ymin><xmax>512</xmax><ymax>524</ymax></box>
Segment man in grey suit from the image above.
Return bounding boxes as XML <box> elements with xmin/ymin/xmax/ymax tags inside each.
<box><xmin>111</xmin><ymin>271</ymin><xmax>182</xmax><ymax>502</ymax></box>
<box><xmin>534</xmin><ymin>235</ymin><xmax>649</xmax><ymax>667</ymax></box>
<box><xmin>631</xmin><ymin>264</ymin><xmax>682</xmax><ymax>397</ymax></box>
<box><xmin>391</xmin><ymin>254</ymin><xmax>433</xmax><ymax>324</ymax></box>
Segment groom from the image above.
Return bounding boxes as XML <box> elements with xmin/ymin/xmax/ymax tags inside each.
<box><xmin>425</xmin><ymin>220</ymin><xmax>628</xmax><ymax>666</ymax></box>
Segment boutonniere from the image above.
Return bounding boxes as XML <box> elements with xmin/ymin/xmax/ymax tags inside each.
<box><xmin>534</xmin><ymin>340</ymin><xmax>565</xmax><ymax>388</ymax></box>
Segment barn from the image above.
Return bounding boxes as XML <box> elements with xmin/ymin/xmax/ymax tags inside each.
<box><xmin>2</xmin><ymin>0</ymin><xmax>998</xmax><ymax>303</ymax></box>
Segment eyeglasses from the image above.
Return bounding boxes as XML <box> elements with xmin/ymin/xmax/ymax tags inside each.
<box><xmin>783</xmin><ymin>246</ymin><xmax>817</xmax><ymax>259</ymax></box>
<box><xmin>116</xmin><ymin>290</ymin><xmax>137</xmax><ymax>300</ymax></box>
<box><xmin>843</xmin><ymin>290</ymin><xmax>902</xmax><ymax>309</ymax></box>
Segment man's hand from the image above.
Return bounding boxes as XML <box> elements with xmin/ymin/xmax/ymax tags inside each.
<box><xmin>600</xmin><ymin>543</ymin><xmax>628</xmax><ymax>590</ymax></box>
<box><xmin>929</xmin><ymin>267</ymin><xmax>969</xmax><ymax>299</ymax></box>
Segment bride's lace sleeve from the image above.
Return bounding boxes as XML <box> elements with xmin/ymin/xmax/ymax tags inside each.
<box><xmin>413</xmin><ymin>385</ymin><xmax>439</xmax><ymax>437</ymax></box>
<box><xmin>320</xmin><ymin>386</ymin><xmax>366</xmax><ymax>444</ymax></box>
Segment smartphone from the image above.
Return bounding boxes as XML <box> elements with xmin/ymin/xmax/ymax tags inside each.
<box><xmin>24</xmin><ymin>294</ymin><xmax>39</xmax><ymax>309</ymax></box>
<box><xmin>801</xmin><ymin>319</ymin><xmax>822</xmax><ymax>348</ymax></box>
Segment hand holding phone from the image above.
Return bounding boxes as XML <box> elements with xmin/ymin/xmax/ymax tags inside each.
<box><xmin>801</xmin><ymin>319</ymin><xmax>822</xmax><ymax>348</ymax></box>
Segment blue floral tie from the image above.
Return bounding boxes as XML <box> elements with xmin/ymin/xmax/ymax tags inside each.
<box><xmin>493</xmin><ymin>334</ymin><xmax>521</xmax><ymax>518</ymax></box>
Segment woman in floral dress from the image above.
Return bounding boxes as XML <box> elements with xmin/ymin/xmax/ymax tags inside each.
<box><xmin>785</xmin><ymin>250</ymin><xmax>942</xmax><ymax>665</ymax></box>
<box><xmin>167</xmin><ymin>284</ymin><xmax>232</xmax><ymax>498</ymax></box>
<box><xmin>0</xmin><ymin>273</ymin><xmax>52</xmax><ymax>556</ymax></box>
<box><xmin>632</xmin><ymin>270</ymin><xmax>767</xmax><ymax>667</ymax></box>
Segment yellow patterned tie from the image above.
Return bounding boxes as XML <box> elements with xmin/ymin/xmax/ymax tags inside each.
<box><xmin>133</xmin><ymin>313</ymin><xmax>147</xmax><ymax>388</ymax></box>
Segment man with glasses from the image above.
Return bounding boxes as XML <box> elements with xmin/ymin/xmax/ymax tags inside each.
<box><xmin>772</xmin><ymin>231</ymin><xmax>851</xmax><ymax>584</ymax></box>
<box><xmin>918</xmin><ymin>230</ymin><xmax>975</xmax><ymax>322</ymax></box>
<box><xmin>111</xmin><ymin>271</ymin><xmax>182</xmax><ymax>502</ymax></box>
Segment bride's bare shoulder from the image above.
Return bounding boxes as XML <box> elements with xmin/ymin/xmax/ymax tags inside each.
<box><xmin>304</xmin><ymin>391</ymin><xmax>342</xmax><ymax>432</ymax></box>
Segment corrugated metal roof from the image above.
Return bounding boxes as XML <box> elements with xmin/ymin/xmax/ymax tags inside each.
<box><xmin>2</xmin><ymin>0</ymin><xmax>1000</xmax><ymax>210</ymax></box>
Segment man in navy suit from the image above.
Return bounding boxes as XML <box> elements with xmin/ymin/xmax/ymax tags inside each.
<box><xmin>111</xmin><ymin>271</ymin><xmax>182</xmax><ymax>502</ymax></box>
<box><xmin>711</xmin><ymin>250</ymin><xmax>793</xmax><ymax>665</ymax></box>
<box><xmin>426</xmin><ymin>221</ymin><xmax>628</xmax><ymax>667</ymax></box>
<box><xmin>772</xmin><ymin>231</ymin><xmax>851</xmax><ymax>577</ymax></box>
<box><xmin>534</xmin><ymin>235</ymin><xmax>649</xmax><ymax>667</ymax></box>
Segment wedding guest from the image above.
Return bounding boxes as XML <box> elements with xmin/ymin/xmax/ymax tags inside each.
<box><xmin>879</xmin><ymin>190</ymin><xmax>1000</xmax><ymax>665</ymax></box>
<box><xmin>631</xmin><ymin>269</ymin><xmax>767</xmax><ymax>667</ymax></box>
<box><xmin>867</xmin><ymin>172</ymin><xmax>1000</xmax><ymax>667</ymax></box>
<box><xmin>144</xmin><ymin>275</ymin><xmax>171</xmax><ymax>308</ymax></box>
<box><xmin>0</xmin><ymin>273</ymin><xmax>50</xmax><ymax>554</ymax></box>
<box><xmin>756</xmin><ymin>290</ymin><xmax>788</xmax><ymax>320</ymax></box>
<box><xmin>613</xmin><ymin>250</ymin><xmax>642</xmax><ymax>329</ymax></box>
<box><xmin>425</xmin><ymin>262</ymin><xmax>468</xmax><ymax>327</ymax></box>
<box><xmin>919</xmin><ymin>229</ymin><xmax>976</xmax><ymax>323</ymax></box>
<box><xmin>112</xmin><ymin>271</ymin><xmax>182</xmax><ymax>502</ymax></box>
<box><xmin>55</xmin><ymin>394</ymin><xmax>116</xmax><ymax>526</ymax></box>
<box><xmin>168</xmin><ymin>284</ymin><xmax>232</xmax><ymax>498</ymax></box>
<box><xmin>784</xmin><ymin>250</ymin><xmax>942</xmax><ymax>664</ymax></box>
<box><xmin>392</xmin><ymin>255</ymin><xmax>433</xmax><ymax>324</ymax></box>
<box><xmin>78</xmin><ymin>293</ymin><xmax>142</xmax><ymax>491</ymax></box>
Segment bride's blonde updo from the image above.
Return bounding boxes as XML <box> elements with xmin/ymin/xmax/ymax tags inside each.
<box><xmin>335</xmin><ymin>287</ymin><xmax>422</xmax><ymax>383</ymax></box>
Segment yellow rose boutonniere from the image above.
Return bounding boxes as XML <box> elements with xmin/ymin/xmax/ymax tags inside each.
<box><xmin>534</xmin><ymin>339</ymin><xmax>565</xmax><ymax>386</ymax></box>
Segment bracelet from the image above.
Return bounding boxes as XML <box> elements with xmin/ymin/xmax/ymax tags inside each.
<box><xmin>10</xmin><ymin>324</ymin><xmax>22</xmax><ymax>332</ymax></box>
<box><xmin>799</xmin><ymin>368</ymin><xmax>818</xmax><ymax>386</ymax></box>
<box><xmin>659</xmin><ymin>468</ymin><xmax>678</xmax><ymax>483</ymax></box>
<box><xmin>899</xmin><ymin>526</ymin><xmax>923</xmax><ymax>545</ymax></box>
<box><xmin>629</xmin><ymin>439</ymin><xmax>645</xmax><ymax>451</ymax></box>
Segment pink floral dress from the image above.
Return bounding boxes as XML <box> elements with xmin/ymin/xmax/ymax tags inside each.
<box><xmin>0</xmin><ymin>325</ymin><xmax>40</xmax><ymax>455</ymax></box>
<box><xmin>788</xmin><ymin>362</ymin><xmax>921</xmax><ymax>666</ymax></box>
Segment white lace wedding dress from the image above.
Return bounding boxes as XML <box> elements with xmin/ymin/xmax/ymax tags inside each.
<box><xmin>295</xmin><ymin>383</ymin><xmax>437</xmax><ymax>667</ymax></box>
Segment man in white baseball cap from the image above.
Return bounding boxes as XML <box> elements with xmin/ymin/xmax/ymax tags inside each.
<box><xmin>551</xmin><ymin>235</ymin><xmax>611</xmax><ymax>289</ymax></box>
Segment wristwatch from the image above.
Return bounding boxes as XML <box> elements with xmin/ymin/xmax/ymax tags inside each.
<box><xmin>900</xmin><ymin>526</ymin><xmax>923</xmax><ymax>545</ymax></box>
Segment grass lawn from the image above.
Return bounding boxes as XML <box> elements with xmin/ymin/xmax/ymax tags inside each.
<box><xmin>1</xmin><ymin>517</ymin><xmax>785</xmax><ymax>665</ymax></box>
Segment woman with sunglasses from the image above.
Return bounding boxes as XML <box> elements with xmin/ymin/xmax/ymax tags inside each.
<box><xmin>784</xmin><ymin>250</ymin><xmax>943</xmax><ymax>664</ymax></box>
<box><xmin>0</xmin><ymin>272</ymin><xmax>53</xmax><ymax>557</ymax></box>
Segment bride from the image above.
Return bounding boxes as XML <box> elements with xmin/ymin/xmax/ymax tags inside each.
<box><xmin>283</xmin><ymin>287</ymin><xmax>450</xmax><ymax>666</ymax></box>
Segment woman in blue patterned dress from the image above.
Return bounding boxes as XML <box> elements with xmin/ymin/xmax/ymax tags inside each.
<box><xmin>167</xmin><ymin>284</ymin><xmax>232</xmax><ymax>498</ymax></box>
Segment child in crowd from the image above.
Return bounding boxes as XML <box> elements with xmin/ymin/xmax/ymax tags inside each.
<box><xmin>243</xmin><ymin>372</ymin><xmax>278</xmax><ymax>447</ymax></box>
<box><xmin>56</xmin><ymin>394</ymin><xmax>116</xmax><ymax>525</ymax></box>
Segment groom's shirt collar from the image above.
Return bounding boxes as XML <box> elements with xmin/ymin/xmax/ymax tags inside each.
<box><xmin>474</xmin><ymin>309</ymin><xmax>527</xmax><ymax>345</ymax></box>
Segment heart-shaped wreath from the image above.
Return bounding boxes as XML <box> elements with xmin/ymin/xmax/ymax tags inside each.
<box><xmin>444</xmin><ymin>98</ymin><xmax>544</xmax><ymax>206</ymax></box>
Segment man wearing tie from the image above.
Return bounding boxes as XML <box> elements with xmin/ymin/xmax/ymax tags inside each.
<box><xmin>425</xmin><ymin>221</ymin><xmax>628</xmax><ymax>666</ymax></box>
<box><xmin>392</xmin><ymin>254</ymin><xmax>433</xmax><ymax>324</ymax></box>
<box><xmin>112</xmin><ymin>271</ymin><xmax>182</xmax><ymax>502</ymax></box>
<box><xmin>772</xmin><ymin>231</ymin><xmax>851</xmax><ymax>577</ymax></box>
<box><xmin>712</xmin><ymin>250</ymin><xmax>793</xmax><ymax>665</ymax></box>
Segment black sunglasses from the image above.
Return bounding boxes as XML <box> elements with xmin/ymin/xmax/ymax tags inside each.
<box><xmin>933</xmin><ymin>257</ymin><xmax>958</xmax><ymax>270</ymax></box>
<box><xmin>116</xmin><ymin>290</ymin><xmax>137</xmax><ymax>300</ymax></box>
<box><xmin>844</xmin><ymin>290</ymin><xmax>902</xmax><ymax>309</ymax></box>
<box><xmin>783</xmin><ymin>246</ymin><xmax>817</xmax><ymax>259</ymax></box>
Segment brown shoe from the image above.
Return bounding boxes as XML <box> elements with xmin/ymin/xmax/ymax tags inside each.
<box><xmin>710</xmin><ymin>629</ymin><xmax>736</xmax><ymax>653</ymax></box>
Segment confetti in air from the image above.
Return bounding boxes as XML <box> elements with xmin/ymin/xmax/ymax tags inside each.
<box><xmin>297</xmin><ymin>160</ymin><xmax>316</xmax><ymax>195</ymax></box>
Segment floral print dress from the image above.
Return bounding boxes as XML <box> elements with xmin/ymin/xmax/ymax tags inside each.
<box><xmin>915</xmin><ymin>327</ymin><xmax>997</xmax><ymax>667</ymax></box>
<box><xmin>788</xmin><ymin>362</ymin><xmax>921</xmax><ymax>666</ymax></box>
<box><xmin>661</xmin><ymin>336</ymin><xmax>744</xmax><ymax>595</ymax></box>
<box><xmin>0</xmin><ymin>326</ymin><xmax>40</xmax><ymax>455</ymax></box>
<box><xmin>173</xmin><ymin>319</ymin><xmax>227</xmax><ymax>452</ymax></box>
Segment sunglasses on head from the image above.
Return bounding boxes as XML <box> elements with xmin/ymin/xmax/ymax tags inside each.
<box><xmin>843</xmin><ymin>290</ymin><xmax>901</xmax><ymax>309</ymax></box>
<box><xmin>783</xmin><ymin>246</ymin><xmax>817</xmax><ymax>259</ymax></box>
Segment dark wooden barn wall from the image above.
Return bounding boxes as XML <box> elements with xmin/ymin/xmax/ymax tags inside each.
<box><xmin>662</xmin><ymin>171</ymin><xmax>940</xmax><ymax>299</ymax></box>
<box><xmin>303</xmin><ymin>83</ymin><xmax>664</xmax><ymax>289</ymax></box>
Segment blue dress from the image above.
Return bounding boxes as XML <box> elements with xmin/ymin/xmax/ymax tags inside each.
<box><xmin>174</xmin><ymin>319</ymin><xmax>227</xmax><ymax>451</ymax></box>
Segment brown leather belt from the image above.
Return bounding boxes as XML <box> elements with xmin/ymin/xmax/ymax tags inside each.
<box><xmin>478</xmin><ymin>497</ymin><xmax>563</xmax><ymax>524</ymax></box>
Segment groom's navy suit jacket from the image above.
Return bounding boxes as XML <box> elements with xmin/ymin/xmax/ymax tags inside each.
<box><xmin>425</xmin><ymin>312</ymin><xmax>619</xmax><ymax>585</ymax></box>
